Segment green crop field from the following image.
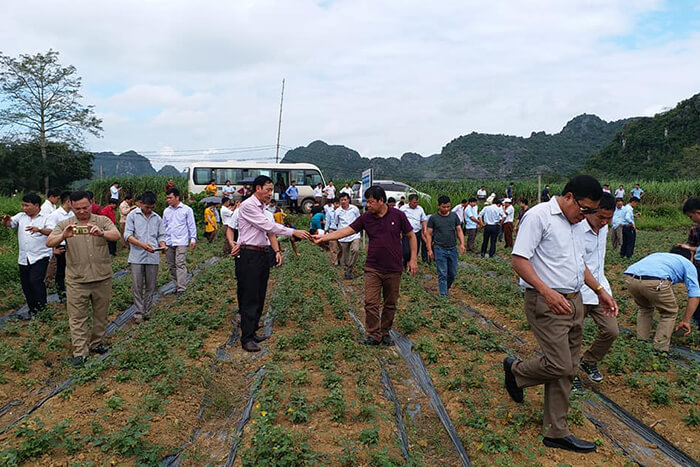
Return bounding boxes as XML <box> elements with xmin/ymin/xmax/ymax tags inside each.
<box><xmin>0</xmin><ymin>177</ymin><xmax>697</xmax><ymax>466</ymax></box>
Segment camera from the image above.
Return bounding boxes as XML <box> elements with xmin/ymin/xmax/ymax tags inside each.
<box><xmin>74</xmin><ymin>225</ymin><xmax>90</xmax><ymax>235</ymax></box>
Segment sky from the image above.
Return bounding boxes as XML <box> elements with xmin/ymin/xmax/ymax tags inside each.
<box><xmin>3</xmin><ymin>0</ymin><xmax>700</xmax><ymax>170</ymax></box>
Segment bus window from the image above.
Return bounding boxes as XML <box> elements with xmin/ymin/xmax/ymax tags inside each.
<box><xmin>194</xmin><ymin>168</ymin><xmax>212</xmax><ymax>185</ymax></box>
<box><xmin>304</xmin><ymin>170</ymin><xmax>323</xmax><ymax>187</ymax></box>
<box><xmin>241</xmin><ymin>169</ymin><xmax>271</xmax><ymax>180</ymax></box>
<box><xmin>290</xmin><ymin>170</ymin><xmax>305</xmax><ymax>186</ymax></box>
<box><xmin>273</xmin><ymin>170</ymin><xmax>289</xmax><ymax>193</ymax></box>
<box><xmin>218</xmin><ymin>168</ymin><xmax>241</xmax><ymax>185</ymax></box>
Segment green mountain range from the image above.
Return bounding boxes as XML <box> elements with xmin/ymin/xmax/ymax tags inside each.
<box><xmin>584</xmin><ymin>93</ymin><xmax>700</xmax><ymax>180</ymax></box>
<box><xmin>92</xmin><ymin>151</ymin><xmax>183</xmax><ymax>179</ymax></box>
<box><xmin>282</xmin><ymin>114</ymin><xmax>630</xmax><ymax>181</ymax></box>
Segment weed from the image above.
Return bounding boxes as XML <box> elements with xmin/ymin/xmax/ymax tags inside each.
<box><xmin>359</xmin><ymin>426</ymin><xmax>379</xmax><ymax>446</ymax></box>
<box><xmin>683</xmin><ymin>407</ymin><xmax>700</xmax><ymax>426</ymax></box>
<box><xmin>105</xmin><ymin>395</ymin><xmax>125</xmax><ymax>413</ymax></box>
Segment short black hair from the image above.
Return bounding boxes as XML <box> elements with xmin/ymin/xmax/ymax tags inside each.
<box><xmin>670</xmin><ymin>246</ymin><xmax>692</xmax><ymax>261</ymax></box>
<box><xmin>253</xmin><ymin>175</ymin><xmax>273</xmax><ymax>190</ymax></box>
<box><xmin>221</xmin><ymin>197</ymin><xmax>231</xmax><ymax>205</ymax></box>
<box><xmin>364</xmin><ymin>186</ymin><xmax>387</xmax><ymax>203</ymax></box>
<box><xmin>460</xmin><ymin>199</ymin><xmax>467</xmax><ymax>204</ymax></box>
<box><xmin>70</xmin><ymin>191</ymin><xmax>90</xmax><ymax>203</ymax></box>
<box><xmin>598</xmin><ymin>193</ymin><xmax>615</xmax><ymax>211</ymax></box>
<box><xmin>408</xmin><ymin>193</ymin><xmax>419</xmax><ymax>202</ymax></box>
<box><xmin>270</xmin><ymin>199</ymin><xmax>276</xmax><ymax>205</ymax></box>
<box><xmin>629</xmin><ymin>196</ymin><xmax>641</xmax><ymax>203</ymax></box>
<box><xmin>387</xmin><ymin>197</ymin><xmax>396</xmax><ymax>204</ymax></box>
<box><xmin>468</xmin><ymin>197</ymin><xmax>477</xmax><ymax>203</ymax></box>
<box><xmin>47</xmin><ymin>188</ymin><xmax>61</xmax><ymax>198</ymax></box>
<box><xmin>86</xmin><ymin>190</ymin><xmax>94</xmax><ymax>201</ymax></box>
<box><xmin>562</xmin><ymin>175</ymin><xmax>602</xmax><ymax>201</ymax></box>
<box><xmin>108</xmin><ymin>198</ymin><xmax>118</xmax><ymax>206</ymax></box>
<box><xmin>124</xmin><ymin>194</ymin><xmax>133</xmax><ymax>201</ymax></box>
<box><xmin>135</xmin><ymin>195</ymin><xmax>142</xmax><ymax>202</ymax></box>
<box><xmin>339</xmin><ymin>192</ymin><xmax>351</xmax><ymax>200</ymax></box>
<box><xmin>166</xmin><ymin>187</ymin><xmax>181</xmax><ymax>198</ymax></box>
<box><xmin>682</xmin><ymin>197</ymin><xmax>700</xmax><ymax>214</ymax></box>
<box><xmin>22</xmin><ymin>192</ymin><xmax>41</xmax><ymax>205</ymax></box>
<box><xmin>438</xmin><ymin>195</ymin><xmax>450</xmax><ymax>205</ymax></box>
<box><xmin>225</xmin><ymin>179</ymin><xmax>230</xmax><ymax>184</ymax></box>
<box><xmin>60</xmin><ymin>191</ymin><xmax>72</xmax><ymax>204</ymax></box>
<box><xmin>141</xmin><ymin>191</ymin><xmax>157</xmax><ymax>206</ymax></box>
<box><xmin>493</xmin><ymin>198</ymin><xmax>502</xmax><ymax>205</ymax></box>
<box><xmin>519</xmin><ymin>198</ymin><xmax>529</xmax><ymax>205</ymax></box>
<box><xmin>210</xmin><ymin>179</ymin><xmax>215</xmax><ymax>183</ymax></box>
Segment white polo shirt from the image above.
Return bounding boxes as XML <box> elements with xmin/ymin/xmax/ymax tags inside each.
<box><xmin>504</xmin><ymin>205</ymin><xmax>515</xmax><ymax>223</ymax></box>
<box><xmin>512</xmin><ymin>196</ymin><xmax>586</xmax><ymax>294</ymax></box>
<box><xmin>9</xmin><ymin>212</ymin><xmax>53</xmax><ymax>265</ymax></box>
<box><xmin>451</xmin><ymin>204</ymin><xmax>466</xmax><ymax>224</ymax></box>
<box><xmin>220</xmin><ymin>205</ymin><xmax>233</xmax><ymax>227</ymax></box>
<box><xmin>335</xmin><ymin>205</ymin><xmax>361</xmax><ymax>242</ymax></box>
<box><xmin>577</xmin><ymin>220</ymin><xmax>611</xmax><ymax>305</ymax></box>
<box><xmin>400</xmin><ymin>205</ymin><xmax>427</xmax><ymax>233</ymax></box>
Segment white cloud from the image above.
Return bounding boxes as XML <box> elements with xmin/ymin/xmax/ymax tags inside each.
<box><xmin>2</xmin><ymin>0</ymin><xmax>699</xmax><ymax>170</ymax></box>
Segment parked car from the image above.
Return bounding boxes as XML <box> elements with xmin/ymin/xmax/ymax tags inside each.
<box><xmin>350</xmin><ymin>179</ymin><xmax>430</xmax><ymax>206</ymax></box>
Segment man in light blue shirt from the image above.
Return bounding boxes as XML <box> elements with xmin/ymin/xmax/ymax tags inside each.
<box><xmin>610</xmin><ymin>198</ymin><xmax>625</xmax><ymax>250</ymax></box>
<box><xmin>285</xmin><ymin>181</ymin><xmax>299</xmax><ymax>213</ymax></box>
<box><xmin>463</xmin><ymin>198</ymin><xmax>480</xmax><ymax>253</ymax></box>
<box><xmin>624</xmin><ymin>248</ymin><xmax>700</xmax><ymax>351</ymax></box>
<box><xmin>163</xmin><ymin>187</ymin><xmax>197</xmax><ymax>295</ymax></box>
<box><xmin>620</xmin><ymin>197</ymin><xmax>640</xmax><ymax>258</ymax></box>
<box><xmin>630</xmin><ymin>184</ymin><xmax>644</xmax><ymax>199</ymax></box>
<box><xmin>124</xmin><ymin>191</ymin><xmax>166</xmax><ymax>322</ymax></box>
<box><xmin>479</xmin><ymin>199</ymin><xmax>505</xmax><ymax>258</ymax></box>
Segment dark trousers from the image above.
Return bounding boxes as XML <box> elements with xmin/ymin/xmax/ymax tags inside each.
<box><xmin>55</xmin><ymin>252</ymin><xmax>66</xmax><ymax>293</ymax></box>
<box><xmin>621</xmin><ymin>225</ymin><xmax>636</xmax><ymax>258</ymax></box>
<box><xmin>503</xmin><ymin>222</ymin><xmax>514</xmax><ymax>248</ymax></box>
<box><xmin>107</xmin><ymin>240</ymin><xmax>117</xmax><ymax>256</ymax></box>
<box><xmin>235</xmin><ymin>249</ymin><xmax>270</xmax><ymax>345</ymax></box>
<box><xmin>289</xmin><ymin>198</ymin><xmax>298</xmax><ymax>213</ymax></box>
<box><xmin>19</xmin><ymin>257</ymin><xmax>49</xmax><ymax>313</ymax></box>
<box><xmin>481</xmin><ymin>225</ymin><xmax>499</xmax><ymax>257</ymax></box>
<box><xmin>402</xmin><ymin>233</ymin><xmax>429</xmax><ymax>268</ymax></box>
<box><xmin>694</xmin><ymin>264</ymin><xmax>700</xmax><ymax>328</ymax></box>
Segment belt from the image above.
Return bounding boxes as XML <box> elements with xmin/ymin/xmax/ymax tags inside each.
<box><xmin>625</xmin><ymin>274</ymin><xmax>666</xmax><ymax>281</ymax></box>
<box><xmin>239</xmin><ymin>244</ymin><xmax>268</xmax><ymax>252</ymax></box>
<box><xmin>559</xmin><ymin>291</ymin><xmax>579</xmax><ymax>300</ymax></box>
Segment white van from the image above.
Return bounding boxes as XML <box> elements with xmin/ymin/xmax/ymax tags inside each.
<box><xmin>188</xmin><ymin>162</ymin><xmax>326</xmax><ymax>213</ymax></box>
<box><xmin>350</xmin><ymin>179</ymin><xmax>430</xmax><ymax>205</ymax></box>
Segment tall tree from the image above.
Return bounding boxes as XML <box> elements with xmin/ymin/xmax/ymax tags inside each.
<box><xmin>0</xmin><ymin>49</ymin><xmax>102</xmax><ymax>193</ymax></box>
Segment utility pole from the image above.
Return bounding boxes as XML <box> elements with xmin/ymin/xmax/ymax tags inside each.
<box><xmin>275</xmin><ymin>78</ymin><xmax>285</xmax><ymax>163</ymax></box>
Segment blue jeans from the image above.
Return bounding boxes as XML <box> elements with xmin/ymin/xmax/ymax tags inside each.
<box><xmin>434</xmin><ymin>247</ymin><xmax>458</xmax><ymax>296</ymax></box>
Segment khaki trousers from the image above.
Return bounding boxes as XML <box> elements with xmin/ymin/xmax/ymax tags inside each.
<box><xmin>222</xmin><ymin>225</ymin><xmax>231</xmax><ymax>257</ymax></box>
<box><xmin>339</xmin><ymin>238</ymin><xmax>360</xmax><ymax>274</ymax></box>
<box><xmin>512</xmin><ymin>290</ymin><xmax>584</xmax><ymax>438</ymax></box>
<box><xmin>611</xmin><ymin>226</ymin><xmax>622</xmax><ymax>250</ymax></box>
<box><xmin>328</xmin><ymin>229</ymin><xmax>339</xmax><ymax>265</ymax></box>
<box><xmin>626</xmin><ymin>276</ymin><xmax>677</xmax><ymax>351</ymax></box>
<box><xmin>166</xmin><ymin>245</ymin><xmax>188</xmax><ymax>293</ymax></box>
<box><xmin>66</xmin><ymin>277</ymin><xmax>112</xmax><ymax>357</ymax></box>
<box><xmin>582</xmin><ymin>304</ymin><xmax>619</xmax><ymax>363</ymax></box>
<box><xmin>465</xmin><ymin>228</ymin><xmax>477</xmax><ymax>252</ymax></box>
<box><xmin>131</xmin><ymin>263</ymin><xmax>159</xmax><ymax>318</ymax></box>
<box><xmin>364</xmin><ymin>268</ymin><xmax>402</xmax><ymax>341</ymax></box>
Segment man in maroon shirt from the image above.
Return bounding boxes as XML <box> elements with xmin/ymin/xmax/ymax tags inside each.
<box><xmin>313</xmin><ymin>186</ymin><xmax>417</xmax><ymax>345</ymax></box>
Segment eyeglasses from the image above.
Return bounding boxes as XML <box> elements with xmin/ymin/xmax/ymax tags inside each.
<box><xmin>574</xmin><ymin>198</ymin><xmax>599</xmax><ymax>215</ymax></box>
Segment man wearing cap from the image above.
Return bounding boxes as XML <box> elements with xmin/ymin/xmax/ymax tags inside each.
<box><xmin>504</xmin><ymin>175</ymin><xmax>617</xmax><ymax>453</ymax></box>
<box><xmin>624</xmin><ymin>247</ymin><xmax>700</xmax><ymax>352</ymax></box>
<box><xmin>502</xmin><ymin>198</ymin><xmax>515</xmax><ymax>248</ymax></box>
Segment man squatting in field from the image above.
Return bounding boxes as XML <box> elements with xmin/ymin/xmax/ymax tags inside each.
<box><xmin>313</xmin><ymin>185</ymin><xmax>417</xmax><ymax>346</ymax></box>
<box><xmin>504</xmin><ymin>175</ymin><xmax>618</xmax><ymax>454</ymax></box>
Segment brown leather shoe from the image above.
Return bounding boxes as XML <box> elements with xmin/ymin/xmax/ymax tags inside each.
<box><xmin>242</xmin><ymin>341</ymin><xmax>261</xmax><ymax>352</ymax></box>
<box><xmin>252</xmin><ymin>334</ymin><xmax>269</xmax><ymax>343</ymax></box>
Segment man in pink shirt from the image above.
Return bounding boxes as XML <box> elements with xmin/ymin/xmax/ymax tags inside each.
<box><xmin>231</xmin><ymin>175</ymin><xmax>311</xmax><ymax>352</ymax></box>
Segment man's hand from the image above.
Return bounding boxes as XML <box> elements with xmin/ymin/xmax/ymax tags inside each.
<box><xmin>87</xmin><ymin>224</ymin><xmax>104</xmax><ymax>237</ymax></box>
<box><xmin>542</xmin><ymin>288</ymin><xmax>573</xmax><ymax>315</ymax></box>
<box><xmin>293</xmin><ymin>229</ymin><xmax>311</xmax><ymax>241</ymax></box>
<box><xmin>428</xmin><ymin>249</ymin><xmax>434</xmax><ymax>260</ymax></box>
<box><xmin>230</xmin><ymin>242</ymin><xmax>240</xmax><ymax>257</ymax></box>
<box><xmin>597</xmin><ymin>290</ymin><xmax>619</xmax><ymax>317</ymax></box>
<box><xmin>189</xmin><ymin>241</ymin><xmax>196</xmax><ymax>250</ymax></box>
<box><xmin>407</xmin><ymin>259</ymin><xmax>418</xmax><ymax>276</ymax></box>
<box><xmin>159</xmin><ymin>243</ymin><xmax>168</xmax><ymax>253</ymax></box>
<box><xmin>675</xmin><ymin>321</ymin><xmax>691</xmax><ymax>337</ymax></box>
<box><xmin>141</xmin><ymin>242</ymin><xmax>155</xmax><ymax>253</ymax></box>
<box><xmin>276</xmin><ymin>251</ymin><xmax>283</xmax><ymax>267</ymax></box>
<box><xmin>459</xmin><ymin>244</ymin><xmax>466</xmax><ymax>255</ymax></box>
<box><xmin>63</xmin><ymin>225</ymin><xmax>76</xmax><ymax>239</ymax></box>
<box><xmin>311</xmin><ymin>233</ymin><xmax>325</xmax><ymax>244</ymax></box>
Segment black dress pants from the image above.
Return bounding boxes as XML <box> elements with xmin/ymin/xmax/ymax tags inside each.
<box><xmin>481</xmin><ymin>225</ymin><xmax>499</xmax><ymax>257</ymax></box>
<box><xmin>19</xmin><ymin>257</ymin><xmax>49</xmax><ymax>313</ymax></box>
<box><xmin>55</xmin><ymin>252</ymin><xmax>67</xmax><ymax>293</ymax></box>
<box><xmin>235</xmin><ymin>249</ymin><xmax>270</xmax><ymax>345</ymax></box>
<box><xmin>621</xmin><ymin>225</ymin><xmax>636</xmax><ymax>258</ymax></box>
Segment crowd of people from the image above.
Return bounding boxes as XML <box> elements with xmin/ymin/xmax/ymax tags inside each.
<box><xmin>2</xmin><ymin>176</ymin><xmax>698</xmax><ymax>454</ymax></box>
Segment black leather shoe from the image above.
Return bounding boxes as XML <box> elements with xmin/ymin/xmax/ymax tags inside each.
<box><xmin>381</xmin><ymin>335</ymin><xmax>394</xmax><ymax>346</ymax></box>
<box><xmin>66</xmin><ymin>356</ymin><xmax>87</xmax><ymax>367</ymax></box>
<box><xmin>363</xmin><ymin>337</ymin><xmax>381</xmax><ymax>346</ymax></box>
<box><xmin>242</xmin><ymin>341</ymin><xmax>261</xmax><ymax>352</ymax></box>
<box><xmin>543</xmin><ymin>435</ymin><xmax>596</xmax><ymax>453</ymax></box>
<box><xmin>252</xmin><ymin>334</ymin><xmax>269</xmax><ymax>343</ymax></box>
<box><xmin>503</xmin><ymin>356</ymin><xmax>524</xmax><ymax>403</ymax></box>
<box><xmin>90</xmin><ymin>344</ymin><xmax>111</xmax><ymax>355</ymax></box>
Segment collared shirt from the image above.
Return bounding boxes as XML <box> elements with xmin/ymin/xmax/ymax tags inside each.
<box><xmin>630</xmin><ymin>188</ymin><xmax>643</xmax><ymax>198</ymax></box>
<box><xmin>578</xmin><ymin>221</ymin><xmax>611</xmax><ymax>305</ymax></box>
<box><xmin>611</xmin><ymin>206</ymin><xmax>625</xmax><ymax>229</ymax></box>
<box><xmin>614</xmin><ymin>188</ymin><xmax>625</xmax><ymax>199</ymax></box>
<box><xmin>476</xmin><ymin>189</ymin><xmax>486</xmax><ymax>198</ymax></box>
<box><xmin>464</xmin><ymin>204</ymin><xmax>479</xmax><ymax>229</ymax></box>
<box><xmin>340</xmin><ymin>187</ymin><xmax>353</xmax><ymax>196</ymax></box>
<box><xmin>220</xmin><ymin>205</ymin><xmax>233</xmax><ymax>226</ymax></box>
<box><xmin>91</xmin><ymin>203</ymin><xmax>102</xmax><ymax>215</ymax></box>
<box><xmin>401</xmin><ymin>204</ymin><xmax>427</xmax><ymax>233</ymax></box>
<box><xmin>9</xmin><ymin>212</ymin><xmax>52</xmax><ymax>265</ymax></box>
<box><xmin>349</xmin><ymin>207</ymin><xmax>412</xmax><ymax>273</ymax></box>
<box><xmin>324</xmin><ymin>205</ymin><xmax>337</xmax><ymax>229</ymax></box>
<box><xmin>225</xmin><ymin>208</ymin><xmax>239</xmax><ymax>229</ymax></box>
<box><xmin>237</xmin><ymin>195</ymin><xmax>294</xmax><ymax>247</ymax></box>
<box><xmin>504</xmin><ymin>205</ymin><xmax>515</xmax><ymax>223</ymax></box>
<box><xmin>324</xmin><ymin>185</ymin><xmax>336</xmax><ymax>199</ymax></box>
<box><xmin>336</xmin><ymin>205</ymin><xmax>361</xmax><ymax>242</ymax></box>
<box><xmin>124</xmin><ymin>208</ymin><xmax>166</xmax><ymax>265</ymax></box>
<box><xmin>40</xmin><ymin>200</ymin><xmax>56</xmax><ymax>217</ymax></box>
<box><xmin>479</xmin><ymin>204</ymin><xmax>505</xmax><ymax>225</ymax></box>
<box><xmin>110</xmin><ymin>186</ymin><xmax>119</xmax><ymax>199</ymax></box>
<box><xmin>285</xmin><ymin>185</ymin><xmax>299</xmax><ymax>200</ymax></box>
<box><xmin>119</xmin><ymin>201</ymin><xmax>131</xmax><ymax>224</ymax></box>
<box><xmin>100</xmin><ymin>205</ymin><xmax>116</xmax><ymax>224</ymax></box>
<box><xmin>621</xmin><ymin>204</ymin><xmax>635</xmax><ymax>226</ymax></box>
<box><xmin>451</xmin><ymin>204</ymin><xmax>466</xmax><ymax>224</ymax></box>
<box><xmin>313</xmin><ymin>187</ymin><xmax>322</xmax><ymax>198</ymax></box>
<box><xmin>512</xmin><ymin>196</ymin><xmax>586</xmax><ymax>293</ymax></box>
<box><xmin>222</xmin><ymin>185</ymin><xmax>235</xmax><ymax>199</ymax></box>
<box><xmin>625</xmin><ymin>253</ymin><xmax>700</xmax><ymax>298</ymax></box>
<box><xmin>162</xmin><ymin>203</ymin><xmax>197</xmax><ymax>246</ymax></box>
<box><xmin>52</xmin><ymin>214</ymin><xmax>116</xmax><ymax>283</ymax></box>
<box><xmin>46</xmin><ymin>206</ymin><xmax>74</xmax><ymax>247</ymax></box>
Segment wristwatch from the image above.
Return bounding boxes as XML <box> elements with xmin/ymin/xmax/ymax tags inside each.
<box><xmin>594</xmin><ymin>284</ymin><xmax>604</xmax><ymax>293</ymax></box>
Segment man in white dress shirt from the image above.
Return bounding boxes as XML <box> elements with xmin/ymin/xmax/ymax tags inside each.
<box><xmin>163</xmin><ymin>187</ymin><xmax>197</xmax><ymax>295</ymax></box>
<box><xmin>110</xmin><ymin>182</ymin><xmax>121</xmax><ymax>202</ymax></box>
<box><xmin>505</xmin><ymin>175</ymin><xmax>617</xmax><ymax>454</ymax></box>
<box><xmin>576</xmin><ymin>193</ymin><xmax>618</xmax><ymax>383</ymax></box>
<box><xmin>479</xmin><ymin>199</ymin><xmax>505</xmax><ymax>258</ymax></box>
<box><xmin>40</xmin><ymin>189</ymin><xmax>61</xmax><ymax>217</ymax></box>
<box><xmin>1</xmin><ymin>193</ymin><xmax>53</xmax><ymax>318</ymax></box>
<box><xmin>336</xmin><ymin>193</ymin><xmax>362</xmax><ymax>279</ymax></box>
<box><xmin>401</xmin><ymin>194</ymin><xmax>429</xmax><ymax>264</ymax></box>
<box><xmin>45</xmin><ymin>191</ymin><xmax>74</xmax><ymax>302</ymax></box>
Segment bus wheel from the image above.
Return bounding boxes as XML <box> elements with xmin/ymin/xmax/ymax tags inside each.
<box><xmin>300</xmin><ymin>198</ymin><xmax>314</xmax><ymax>214</ymax></box>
